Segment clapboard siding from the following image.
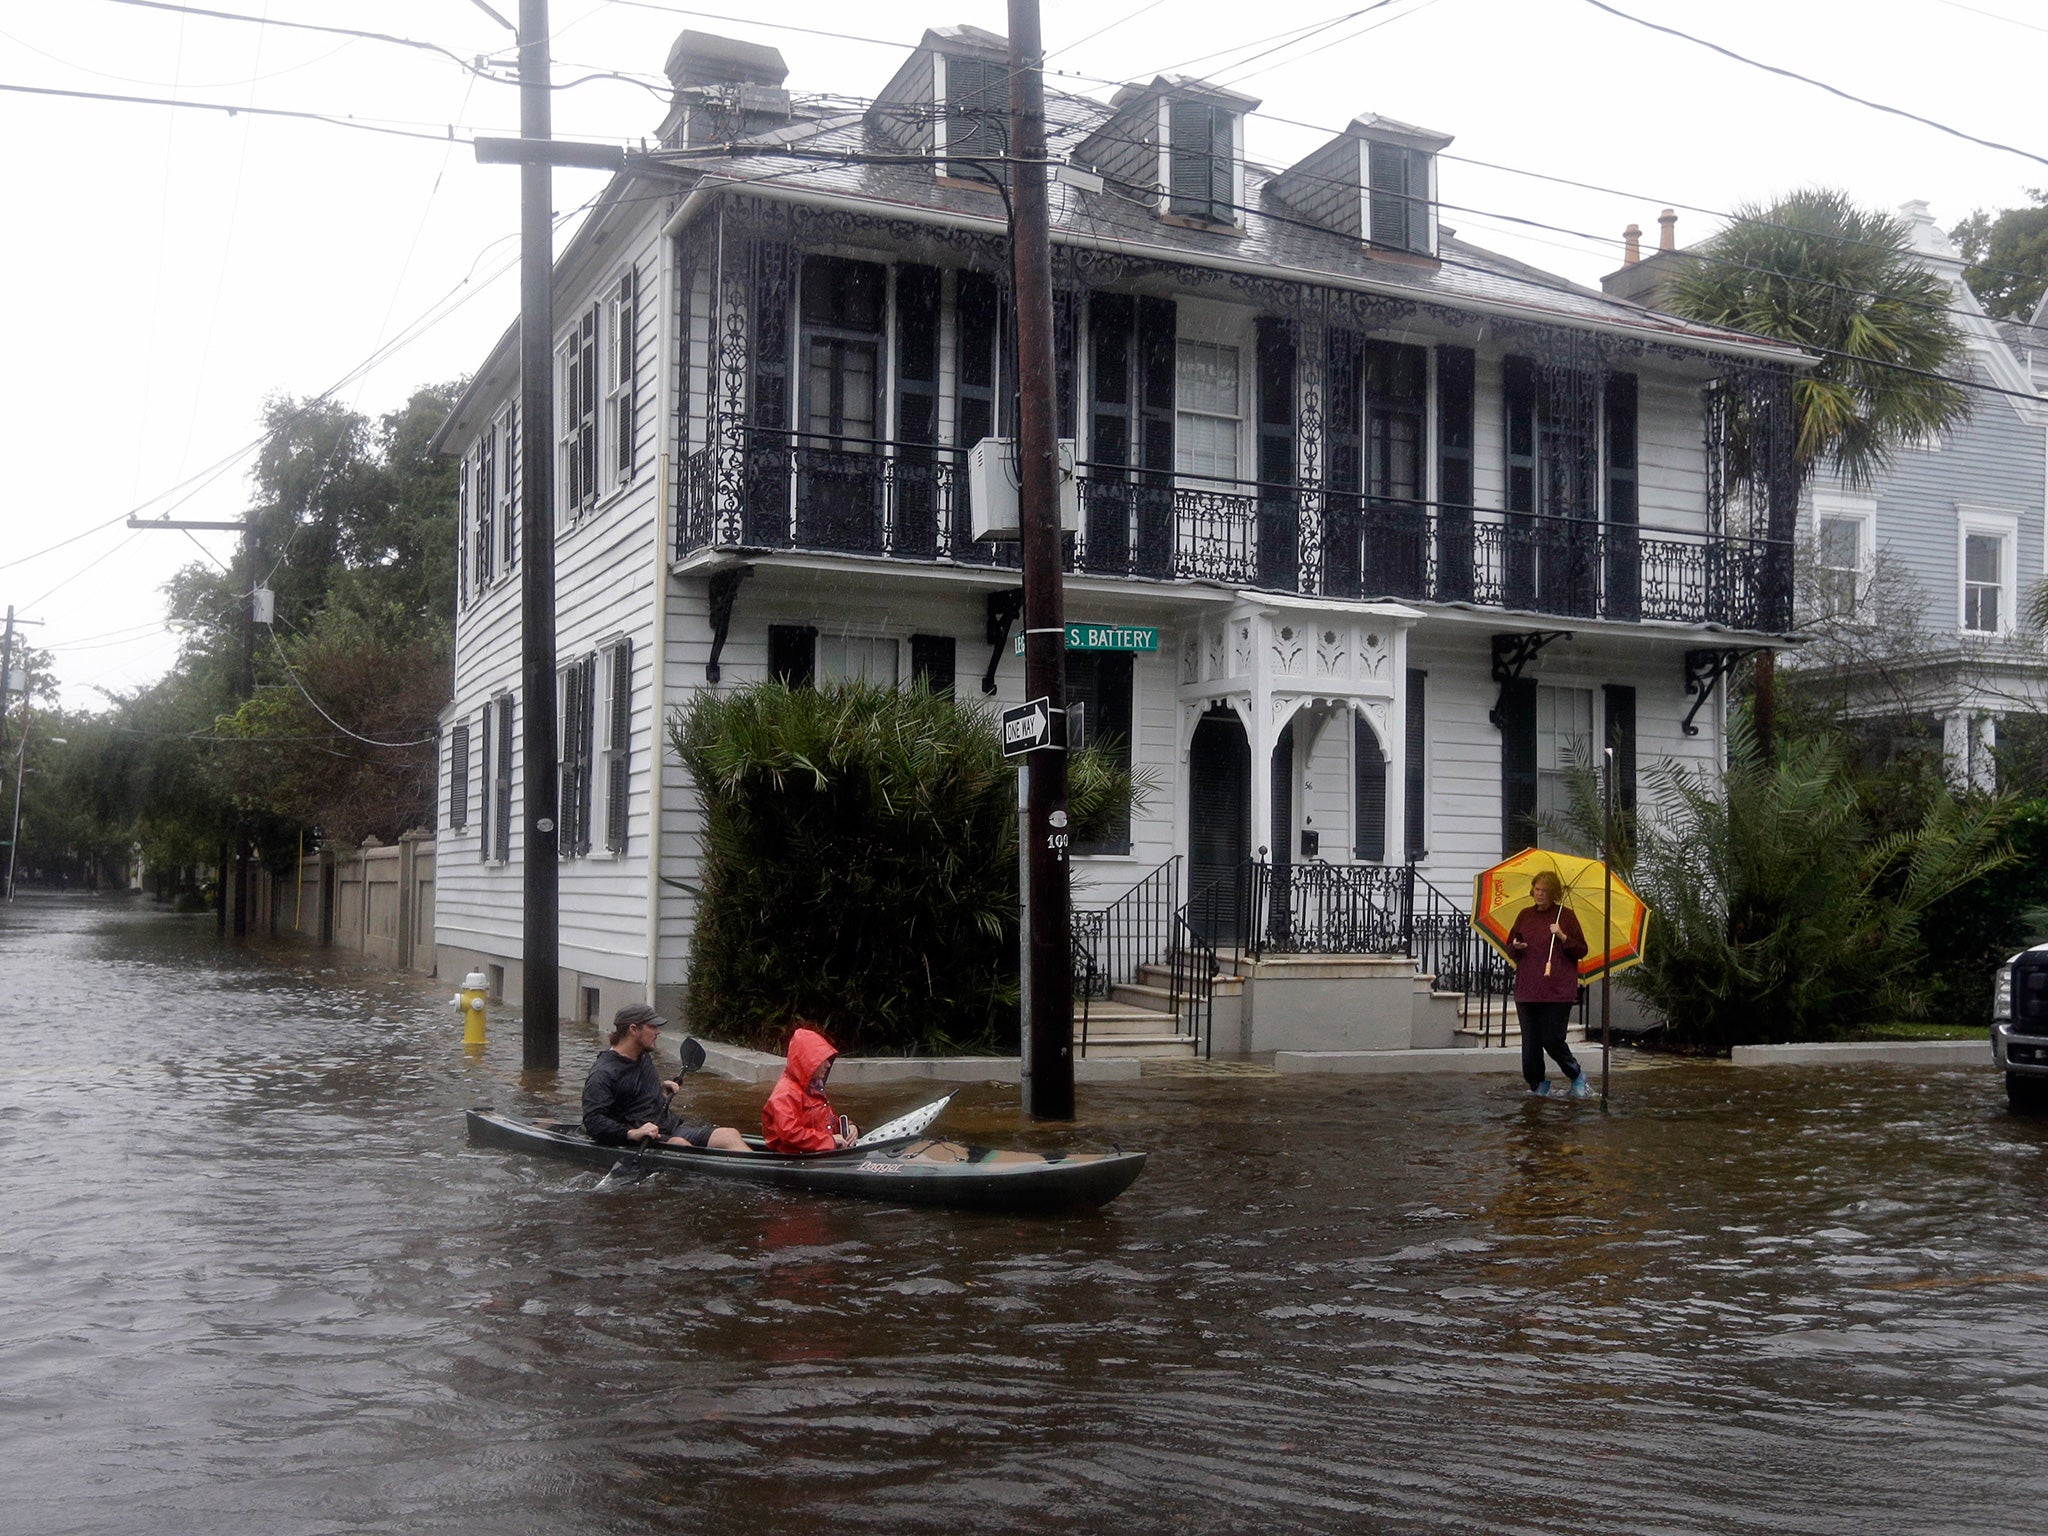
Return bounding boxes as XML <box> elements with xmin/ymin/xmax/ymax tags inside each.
<box><xmin>1860</xmin><ymin>355</ymin><xmax>2044</xmax><ymax>638</ymax></box>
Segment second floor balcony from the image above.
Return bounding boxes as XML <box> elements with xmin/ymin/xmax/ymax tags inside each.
<box><xmin>680</xmin><ymin>426</ymin><xmax>1792</xmax><ymax>631</ymax></box>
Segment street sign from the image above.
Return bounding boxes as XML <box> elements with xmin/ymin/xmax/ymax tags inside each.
<box><xmin>1013</xmin><ymin>623</ymin><xmax>1159</xmax><ymax>656</ymax></box>
<box><xmin>1000</xmin><ymin>697</ymin><xmax>1065</xmax><ymax>758</ymax></box>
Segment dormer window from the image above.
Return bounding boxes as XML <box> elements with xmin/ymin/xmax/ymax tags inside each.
<box><xmin>939</xmin><ymin>52</ymin><xmax>1009</xmax><ymax>180</ymax></box>
<box><xmin>1167</xmin><ymin>99</ymin><xmax>1237</xmax><ymax>224</ymax></box>
<box><xmin>1365</xmin><ymin>139</ymin><xmax>1433</xmax><ymax>253</ymax></box>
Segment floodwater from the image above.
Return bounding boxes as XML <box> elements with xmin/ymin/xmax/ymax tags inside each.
<box><xmin>3</xmin><ymin>896</ymin><xmax>2046</xmax><ymax>1536</ymax></box>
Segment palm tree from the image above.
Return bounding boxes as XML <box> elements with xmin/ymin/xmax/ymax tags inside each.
<box><xmin>1662</xmin><ymin>189</ymin><xmax>1973</xmax><ymax>750</ymax></box>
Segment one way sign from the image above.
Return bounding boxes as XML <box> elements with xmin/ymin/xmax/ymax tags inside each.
<box><xmin>1000</xmin><ymin>697</ymin><xmax>1065</xmax><ymax>758</ymax></box>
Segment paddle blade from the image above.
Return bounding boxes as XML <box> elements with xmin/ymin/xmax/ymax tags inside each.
<box><xmin>678</xmin><ymin>1036</ymin><xmax>707</xmax><ymax>1076</ymax></box>
<box><xmin>595</xmin><ymin>1156</ymin><xmax>653</xmax><ymax>1190</ymax></box>
<box><xmin>857</xmin><ymin>1092</ymin><xmax>954</xmax><ymax>1146</ymax></box>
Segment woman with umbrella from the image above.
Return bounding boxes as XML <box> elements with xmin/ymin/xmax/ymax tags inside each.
<box><xmin>1507</xmin><ymin>870</ymin><xmax>1591</xmax><ymax>1098</ymax></box>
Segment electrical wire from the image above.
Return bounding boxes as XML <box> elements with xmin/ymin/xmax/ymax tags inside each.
<box><xmin>1044</xmin><ymin>0</ymin><xmax>1171</xmax><ymax>64</ymax></box>
<box><xmin>1577</xmin><ymin>0</ymin><xmax>2048</xmax><ymax>173</ymax></box>
<box><xmin>0</xmin><ymin>81</ymin><xmax>474</xmax><ymax>142</ymax></box>
<box><xmin>265</xmin><ymin>628</ymin><xmax>437</xmax><ymax>748</ymax></box>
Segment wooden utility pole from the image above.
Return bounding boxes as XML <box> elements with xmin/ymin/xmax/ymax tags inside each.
<box><xmin>1008</xmin><ymin>0</ymin><xmax>1074</xmax><ymax>1120</ymax></box>
<box><xmin>516</xmin><ymin>0</ymin><xmax>562</xmax><ymax>1070</ymax></box>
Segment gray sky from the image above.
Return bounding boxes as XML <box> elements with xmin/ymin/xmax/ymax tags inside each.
<box><xmin>5</xmin><ymin>0</ymin><xmax>2043</xmax><ymax>709</ymax></box>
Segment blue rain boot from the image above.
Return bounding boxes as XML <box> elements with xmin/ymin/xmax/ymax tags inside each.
<box><xmin>1567</xmin><ymin>1072</ymin><xmax>1592</xmax><ymax>1099</ymax></box>
<box><xmin>1530</xmin><ymin>1079</ymin><xmax>1552</xmax><ymax>1097</ymax></box>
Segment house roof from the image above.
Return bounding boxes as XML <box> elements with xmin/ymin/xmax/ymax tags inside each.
<box><xmin>651</xmin><ymin>88</ymin><xmax>1808</xmax><ymax>367</ymax></box>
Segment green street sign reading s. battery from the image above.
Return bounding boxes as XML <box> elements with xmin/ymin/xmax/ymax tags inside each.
<box><xmin>1014</xmin><ymin>623</ymin><xmax>1160</xmax><ymax>656</ymax></box>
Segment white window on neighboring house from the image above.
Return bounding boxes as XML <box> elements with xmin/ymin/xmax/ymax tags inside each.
<box><xmin>1964</xmin><ymin>530</ymin><xmax>2007</xmax><ymax>633</ymax></box>
<box><xmin>1175</xmin><ymin>340</ymin><xmax>1240</xmax><ymax>483</ymax></box>
<box><xmin>1816</xmin><ymin>512</ymin><xmax>1862</xmax><ymax>609</ymax></box>
<box><xmin>599</xmin><ymin>638</ymin><xmax>633</xmax><ymax>855</ymax></box>
<box><xmin>457</xmin><ymin>444</ymin><xmax>471</xmax><ymax>604</ymax></box>
<box><xmin>817</xmin><ymin>635</ymin><xmax>900</xmax><ymax>686</ymax></box>
<box><xmin>1535</xmin><ymin>684</ymin><xmax>1594</xmax><ymax>844</ymax></box>
<box><xmin>557</xmin><ymin>307</ymin><xmax>599</xmax><ymax>524</ymax></box>
<box><xmin>605</xmin><ymin>268</ymin><xmax>638</xmax><ymax>484</ymax></box>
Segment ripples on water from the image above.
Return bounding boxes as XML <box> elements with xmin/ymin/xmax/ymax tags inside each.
<box><xmin>2</xmin><ymin>896</ymin><xmax>2046</xmax><ymax>1535</ymax></box>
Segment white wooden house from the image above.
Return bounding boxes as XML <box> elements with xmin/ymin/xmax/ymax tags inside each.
<box><xmin>430</xmin><ymin>24</ymin><xmax>1807</xmax><ymax>1054</ymax></box>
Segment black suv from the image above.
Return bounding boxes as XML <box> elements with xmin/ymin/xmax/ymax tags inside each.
<box><xmin>1992</xmin><ymin>943</ymin><xmax>2048</xmax><ymax>1114</ymax></box>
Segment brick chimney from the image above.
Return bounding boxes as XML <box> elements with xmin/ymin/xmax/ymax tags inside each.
<box><xmin>659</xmin><ymin>31</ymin><xmax>792</xmax><ymax>148</ymax></box>
<box><xmin>1658</xmin><ymin>208</ymin><xmax>1677</xmax><ymax>251</ymax></box>
<box><xmin>1623</xmin><ymin>223</ymin><xmax>1642</xmax><ymax>265</ymax></box>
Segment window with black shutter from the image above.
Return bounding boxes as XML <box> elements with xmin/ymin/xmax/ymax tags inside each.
<box><xmin>557</xmin><ymin>306</ymin><xmax>600</xmax><ymax>522</ymax></box>
<box><xmin>559</xmin><ymin>657</ymin><xmax>597</xmax><ymax>859</ymax></box>
<box><xmin>943</xmin><ymin>55</ymin><xmax>1009</xmax><ymax>181</ymax></box>
<box><xmin>1436</xmin><ymin>346</ymin><xmax>1475</xmax><ymax>601</ymax></box>
<box><xmin>608</xmin><ymin>266</ymin><xmax>638</xmax><ymax>482</ymax></box>
<box><xmin>449</xmin><ymin>725</ymin><xmax>470</xmax><ymax>832</ymax></box>
<box><xmin>1498</xmin><ymin>676</ymin><xmax>1538</xmax><ymax>855</ymax></box>
<box><xmin>1084</xmin><ymin>294</ymin><xmax>1176</xmax><ymax>575</ymax></box>
<box><xmin>1168</xmin><ymin>100</ymin><xmax>1235</xmax><ymax>224</ymax></box>
<box><xmin>1067</xmin><ymin>651</ymin><xmax>1133</xmax><ymax>855</ymax></box>
<box><xmin>1404</xmin><ymin>669</ymin><xmax>1427</xmax><ymax>860</ymax></box>
<box><xmin>1354</xmin><ymin>714</ymin><xmax>1387</xmax><ymax>863</ymax></box>
<box><xmin>909</xmin><ymin>634</ymin><xmax>956</xmax><ymax>695</ymax></box>
<box><xmin>604</xmin><ymin>640</ymin><xmax>632</xmax><ymax>854</ymax></box>
<box><xmin>493</xmin><ymin>695</ymin><xmax>514</xmax><ymax>864</ymax></box>
<box><xmin>1604</xmin><ymin>373</ymin><xmax>1640</xmax><ymax>618</ymax></box>
<box><xmin>895</xmin><ymin>265</ymin><xmax>943</xmax><ymax>555</ymax></box>
<box><xmin>1366</xmin><ymin>141</ymin><xmax>1432</xmax><ymax>253</ymax></box>
<box><xmin>1323</xmin><ymin>331</ymin><xmax>1364</xmax><ymax>598</ymax></box>
<box><xmin>1604</xmin><ymin>683</ymin><xmax>1637</xmax><ymax>821</ymax></box>
<box><xmin>769</xmin><ymin>624</ymin><xmax>817</xmax><ymax>688</ymax></box>
<box><xmin>1255</xmin><ymin>317</ymin><xmax>1298</xmax><ymax>589</ymax></box>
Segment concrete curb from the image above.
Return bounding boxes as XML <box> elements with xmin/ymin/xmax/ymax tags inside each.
<box><xmin>1728</xmin><ymin>1039</ymin><xmax>1991</xmax><ymax>1068</ymax></box>
<box><xmin>689</xmin><ymin>1038</ymin><xmax>1142</xmax><ymax>1085</ymax></box>
<box><xmin>1274</xmin><ymin>1047</ymin><xmax>1529</xmax><ymax>1076</ymax></box>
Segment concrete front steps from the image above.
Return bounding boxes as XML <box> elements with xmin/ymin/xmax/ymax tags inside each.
<box><xmin>1075</xmin><ymin>961</ymin><xmax>1245</xmax><ymax>1059</ymax></box>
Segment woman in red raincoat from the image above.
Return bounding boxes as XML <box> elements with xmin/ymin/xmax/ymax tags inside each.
<box><xmin>761</xmin><ymin>1024</ymin><xmax>861</xmax><ymax>1152</ymax></box>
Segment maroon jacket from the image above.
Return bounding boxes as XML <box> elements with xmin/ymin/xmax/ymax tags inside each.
<box><xmin>1508</xmin><ymin>903</ymin><xmax>1588</xmax><ymax>1003</ymax></box>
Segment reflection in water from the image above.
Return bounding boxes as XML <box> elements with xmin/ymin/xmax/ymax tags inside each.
<box><xmin>2</xmin><ymin>896</ymin><xmax>2046</xmax><ymax>1535</ymax></box>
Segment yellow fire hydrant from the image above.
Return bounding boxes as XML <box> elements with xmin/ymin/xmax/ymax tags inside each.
<box><xmin>451</xmin><ymin>971</ymin><xmax>489</xmax><ymax>1047</ymax></box>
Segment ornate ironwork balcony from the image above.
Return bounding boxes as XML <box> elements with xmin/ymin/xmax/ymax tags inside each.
<box><xmin>680</xmin><ymin>428</ymin><xmax>1789</xmax><ymax>630</ymax></box>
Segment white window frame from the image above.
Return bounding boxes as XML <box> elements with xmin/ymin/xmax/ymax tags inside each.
<box><xmin>817</xmin><ymin>633</ymin><xmax>902</xmax><ymax>686</ymax></box>
<box><xmin>597</xmin><ymin>636</ymin><xmax>631</xmax><ymax>858</ymax></box>
<box><xmin>492</xmin><ymin>404</ymin><xmax>517</xmax><ymax>577</ymax></box>
<box><xmin>1811</xmin><ymin>488</ymin><xmax>1875</xmax><ymax>606</ymax></box>
<box><xmin>556</xmin><ymin>305</ymin><xmax>600</xmax><ymax>527</ymax></box>
<box><xmin>1958</xmin><ymin>507</ymin><xmax>2019</xmax><ymax>636</ymax></box>
<box><xmin>604</xmin><ymin>269</ymin><xmax>637</xmax><ymax>489</ymax></box>
<box><xmin>1534</xmin><ymin>683</ymin><xmax>1595</xmax><ymax>847</ymax></box>
<box><xmin>1174</xmin><ymin>339</ymin><xmax>1242</xmax><ymax>485</ymax></box>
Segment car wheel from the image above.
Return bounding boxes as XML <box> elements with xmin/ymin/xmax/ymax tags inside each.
<box><xmin>2006</xmin><ymin>1072</ymin><xmax>2048</xmax><ymax>1116</ymax></box>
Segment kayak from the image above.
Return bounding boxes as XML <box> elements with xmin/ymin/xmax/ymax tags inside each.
<box><xmin>464</xmin><ymin>1108</ymin><xmax>1147</xmax><ymax>1212</ymax></box>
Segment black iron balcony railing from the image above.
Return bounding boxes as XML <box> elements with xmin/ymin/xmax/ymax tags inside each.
<box><xmin>681</xmin><ymin>427</ymin><xmax>1790</xmax><ymax>630</ymax></box>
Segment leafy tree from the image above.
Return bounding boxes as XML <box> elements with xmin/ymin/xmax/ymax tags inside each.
<box><xmin>1950</xmin><ymin>192</ymin><xmax>2048</xmax><ymax>322</ymax></box>
<box><xmin>1665</xmin><ymin>188</ymin><xmax>1971</xmax><ymax>489</ymax></box>
<box><xmin>672</xmin><ymin>680</ymin><xmax>1149</xmax><ymax>1055</ymax></box>
<box><xmin>1576</xmin><ymin>723</ymin><xmax>2011</xmax><ymax>1050</ymax></box>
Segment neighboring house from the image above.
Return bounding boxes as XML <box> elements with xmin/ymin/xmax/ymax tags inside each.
<box><xmin>431</xmin><ymin>23</ymin><xmax>1805</xmax><ymax>1054</ymax></box>
<box><xmin>1604</xmin><ymin>202</ymin><xmax>2048</xmax><ymax>790</ymax></box>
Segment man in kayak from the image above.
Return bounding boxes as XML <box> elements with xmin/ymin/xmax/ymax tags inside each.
<box><xmin>582</xmin><ymin>1004</ymin><xmax>749</xmax><ymax>1151</ymax></box>
<box><xmin>761</xmin><ymin>1023</ymin><xmax>861</xmax><ymax>1152</ymax></box>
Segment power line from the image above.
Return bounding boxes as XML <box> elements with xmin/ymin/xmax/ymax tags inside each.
<box><xmin>1044</xmin><ymin>0</ymin><xmax>1170</xmax><ymax>63</ymax></box>
<box><xmin>1576</xmin><ymin>0</ymin><xmax>2048</xmax><ymax>173</ymax></box>
<box><xmin>0</xmin><ymin>81</ymin><xmax>474</xmax><ymax>142</ymax></box>
<box><xmin>264</xmin><ymin>628</ymin><xmax>437</xmax><ymax>748</ymax></box>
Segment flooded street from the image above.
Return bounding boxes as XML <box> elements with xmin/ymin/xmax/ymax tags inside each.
<box><xmin>4</xmin><ymin>894</ymin><xmax>2047</xmax><ymax>1534</ymax></box>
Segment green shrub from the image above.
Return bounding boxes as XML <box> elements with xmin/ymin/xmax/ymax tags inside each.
<box><xmin>671</xmin><ymin>681</ymin><xmax>1144</xmax><ymax>1056</ymax></box>
<box><xmin>1574</xmin><ymin>726</ymin><xmax>2011</xmax><ymax>1051</ymax></box>
<box><xmin>1918</xmin><ymin>797</ymin><xmax>2048</xmax><ymax>1024</ymax></box>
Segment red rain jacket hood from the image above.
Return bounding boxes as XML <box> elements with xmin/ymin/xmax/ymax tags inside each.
<box><xmin>761</xmin><ymin>1026</ymin><xmax>840</xmax><ymax>1152</ymax></box>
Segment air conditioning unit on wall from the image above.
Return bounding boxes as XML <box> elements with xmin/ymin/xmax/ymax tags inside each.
<box><xmin>967</xmin><ymin>437</ymin><xmax>1080</xmax><ymax>540</ymax></box>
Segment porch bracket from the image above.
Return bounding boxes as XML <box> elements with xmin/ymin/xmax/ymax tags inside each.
<box><xmin>704</xmin><ymin>564</ymin><xmax>753</xmax><ymax>683</ymax></box>
<box><xmin>982</xmin><ymin>587</ymin><xmax>1025</xmax><ymax>695</ymax></box>
<box><xmin>1681</xmin><ymin>647</ymin><xmax>1756</xmax><ymax>737</ymax></box>
<box><xmin>1487</xmin><ymin>631</ymin><xmax>1571</xmax><ymax>728</ymax></box>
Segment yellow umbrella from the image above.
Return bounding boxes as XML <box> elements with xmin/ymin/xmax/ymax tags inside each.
<box><xmin>1471</xmin><ymin>848</ymin><xmax>1649</xmax><ymax>982</ymax></box>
